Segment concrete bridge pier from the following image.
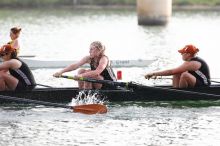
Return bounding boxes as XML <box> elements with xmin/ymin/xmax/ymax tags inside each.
<box><xmin>137</xmin><ymin>0</ymin><xmax>172</xmax><ymax>25</ymax></box>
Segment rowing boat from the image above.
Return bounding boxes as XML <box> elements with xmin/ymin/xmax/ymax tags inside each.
<box><xmin>19</xmin><ymin>59</ymin><xmax>155</xmax><ymax>69</ymax></box>
<box><xmin>1</xmin><ymin>84</ymin><xmax>220</xmax><ymax>103</ymax></box>
<box><xmin>1</xmin><ymin>57</ymin><xmax>154</xmax><ymax>69</ymax></box>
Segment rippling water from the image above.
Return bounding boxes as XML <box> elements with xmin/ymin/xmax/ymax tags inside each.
<box><xmin>1</xmin><ymin>103</ymin><xmax>220</xmax><ymax>146</ymax></box>
<box><xmin>1</xmin><ymin>8</ymin><xmax>220</xmax><ymax>146</ymax></box>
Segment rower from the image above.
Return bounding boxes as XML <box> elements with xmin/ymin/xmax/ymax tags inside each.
<box><xmin>145</xmin><ymin>44</ymin><xmax>211</xmax><ymax>88</ymax></box>
<box><xmin>0</xmin><ymin>44</ymin><xmax>36</xmax><ymax>91</ymax></box>
<box><xmin>53</xmin><ymin>41</ymin><xmax>116</xmax><ymax>89</ymax></box>
<box><xmin>7</xmin><ymin>26</ymin><xmax>21</xmax><ymax>54</ymax></box>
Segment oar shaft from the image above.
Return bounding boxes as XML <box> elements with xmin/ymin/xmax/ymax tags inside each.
<box><xmin>61</xmin><ymin>75</ymin><xmax>128</xmax><ymax>87</ymax></box>
<box><xmin>19</xmin><ymin>55</ymin><xmax>36</xmax><ymax>58</ymax></box>
<box><xmin>0</xmin><ymin>94</ymin><xmax>107</xmax><ymax>114</ymax></box>
<box><xmin>159</xmin><ymin>78</ymin><xmax>220</xmax><ymax>84</ymax></box>
<box><xmin>210</xmin><ymin>80</ymin><xmax>220</xmax><ymax>84</ymax></box>
<box><xmin>36</xmin><ymin>83</ymin><xmax>53</xmax><ymax>88</ymax></box>
<box><xmin>0</xmin><ymin>95</ymin><xmax>69</xmax><ymax>108</ymax></box>
<box><xmin>133</xmin><ymin>84</ymin><xmax>220</xmax><ymax>98</ymax></box>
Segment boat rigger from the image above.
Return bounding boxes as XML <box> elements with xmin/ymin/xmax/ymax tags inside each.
<box><xmin>1</xmin><ymin>74</ymin><xmax>220</xmax><ymax>105</ymax></box>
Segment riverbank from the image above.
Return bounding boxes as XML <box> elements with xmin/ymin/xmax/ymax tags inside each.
<box><xmin>173</xmin><ymin>5</ymin><xmax>220</xmax><ymax>11</ymax></box>
<box><xmin>1</xmin><ymin>4</ymin><xmax>220</xmax><ymax>11</ymax></box>
<box><xmin>70</xmin><ymin>5</ymin><xmax>220</xmax><ymax>11</ymax></box>
<box><xmin>0</xmin><ymin>0</ymin><xmax>220</xmax><ymax>10</ymax></box>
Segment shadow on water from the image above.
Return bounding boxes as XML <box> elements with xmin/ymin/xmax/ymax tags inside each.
<box><xmin>0</xmin><ymin>103</ymin><xmax>55</xmax><ymax>111</ymax></box>
<box><xmin>108</xmin><ymin>100</ymin><xmax>220</xmax><ymax>108</ymax></box>
<box><xmin>2</xmin><ymin>100</ymin><xmax>220</xmax><ymax>111</ymax></box>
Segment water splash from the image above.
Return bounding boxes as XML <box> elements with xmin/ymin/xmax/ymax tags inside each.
<box><xmin>69</xmin><ymin>90</ymin><xmax>107</xmax><ymax>106</ymax></box>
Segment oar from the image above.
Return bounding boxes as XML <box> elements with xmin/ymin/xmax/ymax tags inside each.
<box><xmin>157</xmin><ymin>77</ymin><xmax>220</xmax><ymax>84</ymax></box>
<box><xmin>209</xmin><ymin>80</ymin><xmax>220</xmax><ymax>84</ymax></box>
<box><xmin>36</xmin><ymin>83</ymin><xmax>53</xmax><ymax>88</ymax></box>
<box><xmin>18</xmin><ymin>55</ymin><xmax>36</xmax><ymax>58</ymax></box>
<box><xmin>0</xmin><ymin>94</ymin><xmax>107</xmax><ymax>114</ymax></box>
<box><xmin>60</xmin><ymin>75</ymin><xmax>129</xmax><ymax>88</ymax></box>
<box><xmin>60</xmin><ymin>75</ymin><xmax>220</xmax><ymax>99</ymax></box>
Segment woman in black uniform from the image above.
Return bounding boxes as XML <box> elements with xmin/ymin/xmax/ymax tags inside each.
<box><xmin>53</xmin><ymin>41</ymin><xmax>116</xmax><ymax>89</ymax></box>
<box><xmin>0</xmin><ymin>44</ymin><xmax>36</xmax><ymax>91</ymax></box>
<box><xmin>145</xmin><ymin>44</ymin><xmax>210</xmax><ymax>88</ymax></box>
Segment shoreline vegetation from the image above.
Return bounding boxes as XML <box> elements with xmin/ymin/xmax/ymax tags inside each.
<box><xmin>0</xmin><ymin>0</ymin><xmax>220</xmax><ymax>11</ymax></box>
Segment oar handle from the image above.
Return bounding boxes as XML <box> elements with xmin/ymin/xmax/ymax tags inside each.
<box><xmin>60</xmin><ymin>75</ymin><xmax>86</xmax><ymax>82</ymax></box>
<box><xmin>60</xmin><ymin>75</ymin><xmax>77</xmax><ymax>80</ymax></box>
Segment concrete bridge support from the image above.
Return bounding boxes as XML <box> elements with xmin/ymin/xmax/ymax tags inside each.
<box><xmin>137</xmin><ymin>0</ymin><xmax>172</xmax><ymax>25</ymax></box>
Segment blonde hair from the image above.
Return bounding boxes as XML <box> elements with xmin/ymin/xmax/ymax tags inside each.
<box><xmin>90</xmin><ymin>41</ymin><xmax>105</xmax><ymax>56</ymax></box>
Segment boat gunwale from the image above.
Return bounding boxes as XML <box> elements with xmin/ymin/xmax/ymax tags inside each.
<box><xmin>1</xmin><ymin>85</ymin><xmax>220</xmax><ymax>103</ymax></box>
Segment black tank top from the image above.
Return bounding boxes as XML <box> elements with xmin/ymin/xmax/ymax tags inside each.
<box><xmin>188</xmin><ymin>57</ymin><xmax>210</xmax><ymax>86</ymax></box>
<box><xmin>90</xmin><ymin>56</ymin><xmax>116</xmax><ymax>81</ymax></box>
<box><xmin>9</xmin><ymin>58</ymin><xmax>36</xmax><ymax>87</ymax></box>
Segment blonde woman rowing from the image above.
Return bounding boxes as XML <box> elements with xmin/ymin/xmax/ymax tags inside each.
<box><xmin>53</xmin><ymin>41</ymin><xmax>116</xmax><ymax>89</ymax></box>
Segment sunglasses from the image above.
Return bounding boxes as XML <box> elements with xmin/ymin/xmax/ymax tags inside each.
<box><xmin>0</xmin><ymin>53</ymin><xmax>8</xmax><ymax>57</ymax></box>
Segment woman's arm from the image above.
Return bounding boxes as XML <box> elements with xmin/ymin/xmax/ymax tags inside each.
<box><xmin>154</xmin><ymin>63</ymin><xmax>189</xmax><ymax>76</ymax></box>
<box><xmin>53</xmin><ymin>56</ymin><xmax>90</xmax><ymax>77</ymax></box>
<box><xmin>145</xmin><ymin>61</ymin><xmax>201</xmax><ymax>79</ymax></box>
<box><xmin>78</xmin><ymin>56</ymin><xmax>108</xmax><ymax>78</ymax></box>
<box><xmin>0</xmin><ymin>59</ymin><xmax>21</xmax><ymax>71</ymax></box>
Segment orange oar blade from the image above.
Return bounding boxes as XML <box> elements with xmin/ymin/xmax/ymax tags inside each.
<box><xmin>72</xmin><ymin>104</ymin><xmax>107</xmax><ymax>114</ymax></box>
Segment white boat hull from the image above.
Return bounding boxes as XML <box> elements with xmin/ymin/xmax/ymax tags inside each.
<box><xmin>20</xmin><ymin>59</ymin><xmax>155</xmax><ymax>69</ymax></box>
